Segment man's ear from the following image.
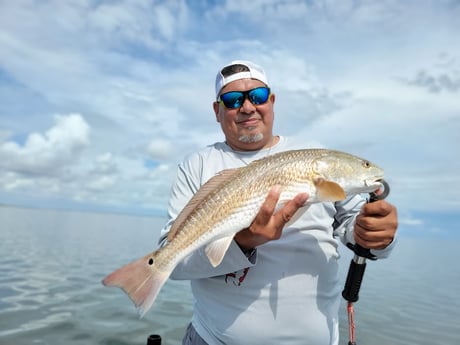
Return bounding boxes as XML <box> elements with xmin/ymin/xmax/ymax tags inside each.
<box><xmin>213</xmin><ymin>102</ymin><xmax>221</xmax><ymax>123</ymax></box>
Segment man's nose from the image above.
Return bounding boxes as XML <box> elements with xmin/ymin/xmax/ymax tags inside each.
<box><xmin>239</xmin><ymin>98</ymin><xmax>256</xmax><ymax>114</ymax></box>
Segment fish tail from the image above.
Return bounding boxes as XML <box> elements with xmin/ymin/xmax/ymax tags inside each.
<box><xmin>102</xmin><ymin>251</ymin><xmax>169</xmax><ymax>317</ymax></box>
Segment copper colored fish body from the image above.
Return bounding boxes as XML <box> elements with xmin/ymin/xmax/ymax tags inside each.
<box><xmin>102</xmin><ymin>149</ymin><xmax>384</xmax><ymax>316</ymax></box>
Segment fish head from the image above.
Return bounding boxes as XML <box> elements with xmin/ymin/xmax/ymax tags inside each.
<box><xmin>313</xmin><ymin>151</ymin><xmax>384</xmax><ymax>197</ymax></box>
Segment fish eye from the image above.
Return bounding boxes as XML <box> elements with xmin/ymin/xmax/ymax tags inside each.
<box><xmin>362</xmin><ymin>161</ymin><xmax>371</xmax><ymax>168</ymax></box>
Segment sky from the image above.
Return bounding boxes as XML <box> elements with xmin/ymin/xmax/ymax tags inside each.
<box><xmin>0</xmin><ymin>0</ymin><xmax>459</xmax><ymax>236</ymax></box>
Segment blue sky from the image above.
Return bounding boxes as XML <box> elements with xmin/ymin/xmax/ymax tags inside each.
<box><xmin>0</xmin><ymin>0</ymin><xmax>459</xmax><ymax>236</ymax></box>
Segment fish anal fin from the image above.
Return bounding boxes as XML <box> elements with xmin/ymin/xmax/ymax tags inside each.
<box><xmin>102</xmin><ymin>251</ymin><xmax>170</xmax><ymax>318</ymax></box>
<box><xmin>168</xmin><ymin>169</ymin><xmax>240</xmax><ymax>242</ymax></box>
<box><xmin>205</xmin><ymin>235</ymin><xmax>234</xmax><ymax>267</ymax></box>
<box><xmin>314</xmin><ymin>178</ymin><xmax>346</xmax><ymax>201</ymax></box>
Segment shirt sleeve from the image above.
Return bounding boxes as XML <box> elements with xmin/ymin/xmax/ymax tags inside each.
<box><xmin>158</xmin><ymin>155</ymin><xmax>257</xmax><ymax>281</ymax></box>
<box><xmin>333</xmin><ymin>194</ymin><xmax>395</xmax><ymax>259</ymax></box>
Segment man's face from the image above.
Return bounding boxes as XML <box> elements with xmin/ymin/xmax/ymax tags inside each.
<box><xmin>213</xmin><ymin>78</ymin><xmax>276</xmax><ymax>151</ymax></box>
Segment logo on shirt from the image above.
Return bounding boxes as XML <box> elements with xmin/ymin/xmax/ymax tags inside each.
<box><xmin>225</xmin><ymin>267</ymin><xmax>250</xmax><ymax>286</ymax></box>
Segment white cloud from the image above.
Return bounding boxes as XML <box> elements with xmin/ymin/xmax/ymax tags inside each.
<box><xmin>147</xmin><ymin>138</ymin><xmax>173</xmax><ymax>160</ymax></box>
<box><xmin>0</xmin><ymin>0</ymin><xmax>459</xmax><ymax>216</ymax></box>
<box><xmin>0</xmin><ymin>114</ymin><xmax>90</xmax><ymax>175</ymax></box>
<box><xmin>3</xmin><ymin>174</ymin><xmax>34</xmax><ymax>191</ymax></box>
<box><xmin>86</xmin><ymin>175</ymin><xmax>117</xmax><ymax>192</ymax></box>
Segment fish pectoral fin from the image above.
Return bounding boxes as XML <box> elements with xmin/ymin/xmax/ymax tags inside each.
<box><xmin>205</xmin><ymin>235</ymin><xmax>234</xmax><ymax>267</ymax></box>
<box><xmin>314</xmin><ymin>178</ymin><xmax>346</xmax><ymax>201</ymax></box>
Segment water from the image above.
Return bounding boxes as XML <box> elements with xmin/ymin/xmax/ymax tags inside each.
<box><xmin>1</xmin><ymin>206</ymin><xmax>459</xmax><ymax>345</ymax></box>
<box><xmin>0</xmin><ymin>206</ymin><xmax>192</xmax><ymax>345</ymax></box>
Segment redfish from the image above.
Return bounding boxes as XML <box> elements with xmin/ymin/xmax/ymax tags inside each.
<box><xmin>102</xmin><ymin>149</ymin><xmax>384</xmax><ymax>316</ymax></box>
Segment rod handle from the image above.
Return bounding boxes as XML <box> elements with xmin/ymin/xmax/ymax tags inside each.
<box><xmin>342</xmin><ymin>256</ymin><xmax>367</xmax><ymax>303</ymax></box>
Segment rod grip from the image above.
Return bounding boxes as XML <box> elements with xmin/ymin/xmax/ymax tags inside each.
<box><xmin>342</xmin><ymin>258</ymin><xmax>367</xmax><ymax>303</ymax></box>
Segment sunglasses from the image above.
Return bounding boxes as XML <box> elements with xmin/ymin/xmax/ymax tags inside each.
<box><xmin>218</xmin><ymin>87</ymin><xmax>271</xmax><ymax>109</ymax></box>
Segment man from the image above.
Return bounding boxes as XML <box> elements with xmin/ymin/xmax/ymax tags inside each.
<box><xmin>159</xmin><ymin>60</ymin><xmax>398</xmax><ymax>345</ymax></box>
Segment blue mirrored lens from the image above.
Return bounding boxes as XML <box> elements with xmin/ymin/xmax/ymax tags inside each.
<box><xmin>248</xmin><ymin>87</ymin><xmax>270</xmax><ymax>105</ymax></box>
<box><xmin>220</xmin><ymin>92</ymin><xmax>245</xmax><ymax>108</ymax></box>
<box><xmin>219</xmin><ymin>87</ymin><xmax>270</xmax><ymax>109</ymax></box>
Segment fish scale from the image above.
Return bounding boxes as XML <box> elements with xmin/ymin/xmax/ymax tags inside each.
<box><xmin>102</xmin><ymin>148</ymin><xmax>384</xmax><ymax>316</ymax></box>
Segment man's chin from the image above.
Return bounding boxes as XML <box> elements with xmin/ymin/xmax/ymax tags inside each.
<box><xmin>238</xmin><ymin>133</ymin><xmax>264</xmax><ymax>144</ymax></box>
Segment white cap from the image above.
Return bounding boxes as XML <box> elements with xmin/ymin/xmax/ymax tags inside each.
<box><xmin>215</xmin><ymin>60</ymin><xmax>269</xmax><ymax>98</ymax></box>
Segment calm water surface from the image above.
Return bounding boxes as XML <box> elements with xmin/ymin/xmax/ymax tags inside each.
<box><xmin>1</xmin><ymin>206</ymin><xmax>459</xmax><ymax>345</ymax></box>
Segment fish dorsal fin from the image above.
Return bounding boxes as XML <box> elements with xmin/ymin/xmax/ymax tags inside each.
<box><xmin>167</xmin><ymin>169</ymin><xmax>240</xmax><ymax>242</ymax></box>
<box><xmin>314</xmin><ymin>177</ymin><xmax>346</xmax><ymax>201</ymax></box>
<box><xmin>205</xmin><ymin>235</ymin><xmax>235</xmax><ymax>267</ymax></box>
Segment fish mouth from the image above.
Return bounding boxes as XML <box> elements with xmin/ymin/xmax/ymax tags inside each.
<box><xmin>364</xmin><ymin>177</ymin><xmax>385</xmax><ymax>190</ymax></box>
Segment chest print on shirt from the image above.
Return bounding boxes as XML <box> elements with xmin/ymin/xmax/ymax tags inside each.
<box><xmin>225</xmin><ymin>267</ymin><xmax>250</xmax><ymax>286</ymax></box>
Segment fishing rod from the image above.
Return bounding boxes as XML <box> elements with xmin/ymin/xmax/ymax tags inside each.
<box><xmin>341</xmin><ymin>179</ymin><xmax>390</xmax><ymax>345</ymax></box>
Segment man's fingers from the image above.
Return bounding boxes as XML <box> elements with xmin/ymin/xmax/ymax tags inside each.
<box><xmin>276</xmin><ymin>192</ymin><xmax>309</xmax><ymax>225</ymax></box>
<box><xmin>293</xmin><ymin>192</ymin><xmax>309</xmax><ymax>206</ymax></box>
<box><xmin>354</xmin><ymin>226</ymin><xmax>394</xmax><ymax>249</ymax></box>
<box><xmin>356</xmin><ymin>202</ymin><xmax>398</xmax><ymax>232</ymax></box>
<box><xmin>282</xmin><ymin>212</ymin><xmax>292</xmax><ymax>223</ymax></box>
<box><xmin>235</xmin><ymin>190</ymin><xmax>309</xmax><ymax>250</ymax></box>
<box><xmin>256</xmin><ymin>186</ymin><xmax>282</xmax><ymax>223</ymax></box>
<box><xmin>354</xmin><ymin>200</ymin><xmax>398</xmax><ymax>249</ymax></box>
<box><xmin>255</xmin><ymin>187</ymin><xmax>309</xmax><ymax>228</ymax></box>
<box><xmin>360</xmin><ymin>200</ymin><xmax>393</xmax><ymax>217</ymax></box>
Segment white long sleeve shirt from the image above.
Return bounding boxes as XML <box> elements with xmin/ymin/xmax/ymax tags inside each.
<box><xmin>159</xmin><ymin>136</ymin><xmax>393</xmax><ymax>345</ymax></box>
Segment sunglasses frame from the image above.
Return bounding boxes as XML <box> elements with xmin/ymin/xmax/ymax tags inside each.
<box><xmin>218</xmin><ymin>86</ymin><xmax>271</xmax><ymax>109</ymax></box>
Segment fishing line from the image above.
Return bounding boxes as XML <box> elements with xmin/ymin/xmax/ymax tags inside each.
<box><xmin>342</xmin><ymin>180</ymin><xmax>390</xmax><ymax>345</ymax></box>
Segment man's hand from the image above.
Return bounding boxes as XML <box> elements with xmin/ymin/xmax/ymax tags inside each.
<box><xmin>354</xmin><ymin>200</ymin><xmax>398</xmax><ymax>249</ymax></box>
<box><xmin>234</xmin><ymin>186</ymin><xmax>309</xmax><ymax>251</ymax></box>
